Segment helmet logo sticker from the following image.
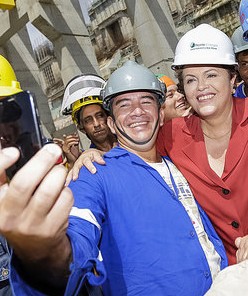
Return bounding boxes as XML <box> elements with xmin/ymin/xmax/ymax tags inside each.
<box><xmin>189</xmin><ymin>42</ymin><xmax>218</xmax><ymax>51</ymax></box>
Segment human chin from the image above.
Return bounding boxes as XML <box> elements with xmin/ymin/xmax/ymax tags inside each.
<box><xmin>197</xmin><ymin>105</ymin><xmax>216</xmax><ymax>117</ymax></box>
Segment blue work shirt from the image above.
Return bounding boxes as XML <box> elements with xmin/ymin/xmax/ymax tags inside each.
<box><xmin>234</xmin><ymin>82</ymin><xmax>247</xmax><ymax>98</ymax></box>
<box><xmin>9</xmin><ymin>147</ymin><xmax>227</xmax><ymax>296</ymax></box>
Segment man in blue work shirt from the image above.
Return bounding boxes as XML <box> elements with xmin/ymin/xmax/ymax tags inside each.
<box><xmin>0</xmin><ymin>61</ymin><xmax>227</xmax><ymax>295</ymax></box>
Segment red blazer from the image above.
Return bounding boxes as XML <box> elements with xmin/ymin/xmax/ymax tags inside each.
<box><xmin>157</xmin><ymin>98</ymin><xmax>248</xmax><ymax>265</ymax></box>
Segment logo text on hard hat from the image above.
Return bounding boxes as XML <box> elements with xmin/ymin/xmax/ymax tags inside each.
<box><xmin>189</xmin><ymin>43</ymin><xmax>218</xmax><ymax>51</ymax></box>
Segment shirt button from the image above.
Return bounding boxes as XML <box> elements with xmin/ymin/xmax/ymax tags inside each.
<box><xmin>204</xmin><ymin>271</ymin><xmax>210</xmax><ymax>278</ymax></box>
<box><xmin>231</xmin><ymin>221</ymin><xmax>239</xmax><ymax>229</ymax></box>
<box><xmin>190</xmin><ymin>231</ymin><xmax>195</xmax><ymax>237</ymax></box>
<box><xmin>222</xmin><ymin>188</ymin><xmax>230</xmax><ymax>195</ymax></box>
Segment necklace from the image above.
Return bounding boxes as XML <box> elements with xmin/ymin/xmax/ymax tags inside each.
<box><xmin>203</xmin><ymin>129</ymin><xmax>232</xmax><ymax>140</ymax></box>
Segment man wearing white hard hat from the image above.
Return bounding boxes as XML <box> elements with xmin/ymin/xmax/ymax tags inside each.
<box><xmin>59</xmin><ymin>74</ymin><xmax>117</xmax><ymax>169</ymax></box>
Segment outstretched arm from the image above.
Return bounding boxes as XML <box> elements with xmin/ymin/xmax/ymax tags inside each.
<box><xmin>66</xmin><ymin>148</ymin><xmax>106</xmax><ymax>185</ymax></box>
<box><xmin>0</xmin><ymin>144</ymin><xmax>73</xmax><ymax>292</ymax></box>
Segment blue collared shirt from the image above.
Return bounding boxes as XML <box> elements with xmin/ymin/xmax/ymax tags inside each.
<box><xmin>10</xmin><ymin>147</ymin><xmax>228</xmax><ymax>296</ymax></box>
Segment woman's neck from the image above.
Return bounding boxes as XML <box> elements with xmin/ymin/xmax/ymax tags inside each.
<box><xmin>201</xmin><ymin>105</ymin><xmax>233</xmax><ymax>139</ymax></box>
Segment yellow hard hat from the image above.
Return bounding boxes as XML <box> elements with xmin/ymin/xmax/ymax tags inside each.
<box><xmin>0</xmin><ymin>55</ymin><xmax>22</xmax><ymax>97</ymax></box>
<box><xmin>71</xmin><ymin>96</ymin><xmax>103</xmax><ymax>125</ymax></box>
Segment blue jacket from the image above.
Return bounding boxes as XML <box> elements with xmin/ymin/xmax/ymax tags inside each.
<box><xmin>234</xmin><ymin>82</ymin><xmax>247</xmax><ymax>98</ymax></box>
<box><xmin>9</xmin><ymin>147</ymin><xmax>227</xmax><ymax>296</ymax></box>
<box><xmin>0</xmin><ymin>236</ymin><xmax>10</xmax><ymax>283</ymax></box>
<box><xmin>0</xmin><ymin>235</ymin><xmax>12</xmax><ymax>296</ymax></box>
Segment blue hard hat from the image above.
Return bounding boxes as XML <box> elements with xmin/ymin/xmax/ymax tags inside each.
<box><xmin>240</xmin><ymin>0</ymin><xmax>248</xmax><ymax>41</ymax></box>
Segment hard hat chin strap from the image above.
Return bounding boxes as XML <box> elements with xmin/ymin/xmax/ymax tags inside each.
<box><xmin>112</xmin><ymin>110</ymin><xmax>160</xmax><ymax>145</ymax></box>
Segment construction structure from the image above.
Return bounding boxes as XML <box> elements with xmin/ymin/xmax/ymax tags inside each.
<box><xmin>88</xmin><ymin>0</ymin><xmax>240</xmax><ymax>78</ymax></box>
<box><xmin>0</xmin><ymin>0</ymin><xmax>100</xmax><ymax>141</ymax></box>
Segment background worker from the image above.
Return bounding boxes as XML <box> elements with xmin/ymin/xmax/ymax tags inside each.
<box><xmin>0</xmin><ymin>54</ymin><xmax>23</xmax><ymax>296</ymax></box>
<box><xmin>158</xmin><ymin>74</ymin><xmax>192</xmax><ymax>120</ymax></box>
<box><xmin>0</xmin><ymin>61</ymin><xmax>227</xmax><ymax>296</ymax></box>
<box><xmin>231</xmin><ymin>26</ymin><xmax>248</xmax><ymax>98</ymax></box>
<box><xmin>59</xmin><ymin>74</ymin><xmax>117</xmax><ymax>169</ymax></box>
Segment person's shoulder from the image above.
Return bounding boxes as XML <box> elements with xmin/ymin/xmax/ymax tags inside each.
<box><xmin>232</xmin><ymin>96</ymin><xmax>248</xmax><ymax>121</ymax></box>
<box><xmin>162</xmin><ymin>116</ymin><xmax>195</xmax><ymax>132</ymax></box>
<box><xmin>233</xmin><ymin>96</ymin><xmax>248</xmax><ymax>109</ymax></box>
<box><xmin>234</xmin><ymin>82</ymin><xmax>246</xmax><ymax>98</ymax></box>
<box><xmin>104</xmin><ymin>146</ymin><xmax>129</xmax><ymax>159</ymax></box>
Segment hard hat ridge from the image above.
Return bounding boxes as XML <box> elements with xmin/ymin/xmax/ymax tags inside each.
<box><xmin>231</xmin><ymin>26</ymin><xmax>248</xmax><ymax>54</ymax></box>
<box><xmin>61</xmin><ymin>74</ymin><xmax>105</xmax><ymax>125</ymax></box>
<box><xmin>101</xmin><ymin>60</ymin><xmax>166</xmax><ymax>111</ymax></box>
<box><xmin>172</xmin><ymin>24</ymin><xmax>237</xmax><ymax>69</ymax></box>
<box><xmin>61</xmin><ymin>74</ymin><xmax>105</xmax><ymax>112</ymax></box>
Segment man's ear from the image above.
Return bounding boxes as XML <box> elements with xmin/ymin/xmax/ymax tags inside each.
<box><xmin>107</xmin><ymin>116</ymin><xmax>116</xmax><ymax>134</ymax></box>
<box><xmin>159</xmin><ymin>107</ymin><xmax>165</xmax><ymax>127</ymax></box>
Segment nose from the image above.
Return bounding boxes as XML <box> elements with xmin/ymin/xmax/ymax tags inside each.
<box><xmin>175</xmin><ymin>91</ymin><xmax>185</xmax><ymax>102</ymax></box>
<box><xmin>93</xmin><ymin>117</ymin><xmax>101</xmax><ymax>127</ymax></box>
<box><xmin>130</xmin><ymin>102</ymin><xmax>146</xmax><ymax>116</ymax></box>
<box><xmin>197</xmin><ymin>77</ymin><xmax>208</xmax><ymax>91</ymax></box>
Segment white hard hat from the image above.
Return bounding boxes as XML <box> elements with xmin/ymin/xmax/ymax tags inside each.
<box><xmin>231</xmin><ymin>26</ymin><xmax>248</xmax><ymax>54</ymax></box>
<box><xmin>61</xmin><ymin>74</ymin><xmax>105</xmax><ymax>112</ymax></box>
<box><xmin>172</xmin><ymin>24</ymin><xmax>237</xmax><ymax>69</ymax></box>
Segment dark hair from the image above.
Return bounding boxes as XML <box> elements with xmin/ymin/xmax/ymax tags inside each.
<box><xmin>236</xmin><ymin>49</ymin><xmax>248</xmax><ymax>60</ymax></box>
<box><xmin>76</xmin><ymin>103</ymin><xmax>109</xmax><ymax>127</ymax></box>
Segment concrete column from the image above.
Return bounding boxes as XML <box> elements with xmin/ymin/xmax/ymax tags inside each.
<box><xmin>29</xmin><ymin>0</ymin><xmax>100</xmax><ymax>85</ymax></box>
<box><xmin>0</xmin><ymin>0</ymin><xmax>100</xmax><ymax>138</ymax></box>
<box><xmin>125</xmin><ymin>0</ymin><xmax>178</xmax><ymax>78</ymax></box>
<box><xmin>3</xmin><ymin>26</ymin><xmax>55</xmax><ymax>137</ymax></box>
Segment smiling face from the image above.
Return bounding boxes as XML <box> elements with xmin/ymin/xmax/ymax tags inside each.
<box><xmin>182</xmin><ymin>66</ymin><xmax>236</xmax><ymax>119</ymax></box>
<box><xmin>163</xmin><ymin>84</ymin><xmax>189</xmax><ymax>120</ymax></box>
<box><xmin>79</xmin><ymin>104</ymin><xmax>112</xmax><ymax>145</ymax></box>
<box><xmin>237</xmin><ymin>50</ymin><xmax>248</xmax><ymax>86</ymax></box>
<box><xmin>107</xmin><ymin>91</ymin><xmax>164</xmax><ymax>152</ymax></box>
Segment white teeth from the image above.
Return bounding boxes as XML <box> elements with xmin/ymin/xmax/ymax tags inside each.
<box><xmin>130</xmin><ymin>122</ymin><xmax>146</xmax><ymax>128</ymax></box>
<box><xmin>176</xmin><ymin>103</ymin><xmax>186</xmax><ymax>109</ymax></box>
<box><xmin>198</xmin><ymin>94</ymin><xmax>214</xmax><ymax>101</ymax></box>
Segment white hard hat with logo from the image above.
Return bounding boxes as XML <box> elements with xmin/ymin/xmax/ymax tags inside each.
<box><xmin>172</xmin><ymin>24</ymin><xmax>237</xmax><ymax>69</ymax></box>
<box><xmin>231</xmin><ymin>26</ymin><xmax>248</xmax><ymax>54</ymax></box>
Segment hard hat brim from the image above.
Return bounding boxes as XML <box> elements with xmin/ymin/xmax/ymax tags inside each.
<box><xmin>0</xmin><ymin>87</ymin><xmax>23</xmax><ymax>97</ymax></box>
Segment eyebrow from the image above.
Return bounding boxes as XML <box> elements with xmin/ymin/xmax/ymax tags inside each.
<box><xmin>115</xmin><ymin>94</ymin><xmax>156</xmax><ymax>106</ymax></box>
<box><xmin>82</xmin><ymin>115</ymin><xmax>93</xmax><ymax>122</ymax></box>
<box><xmin>185</xmin><ymin>68</ymin><xmax>219</xmax><ymax>77</ymax></box>
<box><xmin>115</xmin><ymin>98</ymin><xmax>130</xmax><ymax>106</ymax></box>
<box><xmin>83</xmin><ymin>111</ymin><xmax>104</xmax><ymax>120</ymax></box>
